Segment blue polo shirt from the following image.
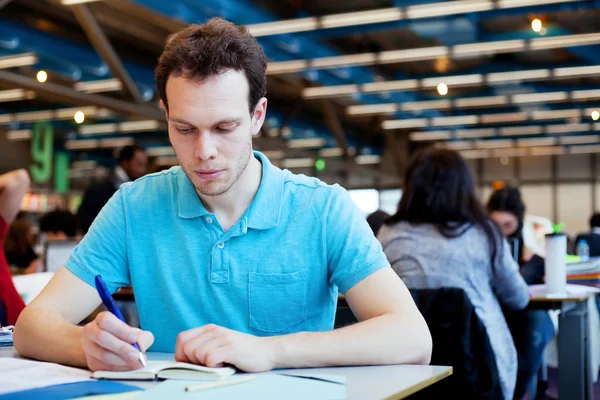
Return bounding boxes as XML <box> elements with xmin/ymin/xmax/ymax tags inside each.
<box><xmin>66</xmin><ymin>151</ymin><xmax>389</xmax><ymax>352</ymax></box>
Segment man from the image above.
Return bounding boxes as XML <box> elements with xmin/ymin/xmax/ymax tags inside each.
<box><xmin>77</xmin><ymin>145</ymin><xmax>147</xmax><ymax>234</ymax></box>
<box><xmin>575</xmin><ymin>213</ymin><xmax>600</xmax><ymax>257</ymax></box>
<box><xmin>14</xmin><ymin>18</ymin><xmax>431</xmax><ymax>372</ymax></box>
<box><xmin>0</xmin><ymin>169</ymin><xmax>30</xmax><ymax>326</ymax></box>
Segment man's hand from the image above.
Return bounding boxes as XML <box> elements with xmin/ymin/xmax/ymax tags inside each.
<box><xmin>83</xmin><ymin>311</ymin><xmax>154</xmax><ymax>372</ymax></box>
<box><xmin>175</xmin><ymin>324</ymin><xmax>277</xmax><ymax>372</ymax></box>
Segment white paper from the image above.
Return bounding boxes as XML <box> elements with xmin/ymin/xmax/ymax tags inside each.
<box><xmin>0</xmin><ymin>358</ymin><xmax>91</xmax><ymax>394</ymax></box>
<box><xmin>12</xmin><ymin>272</ymin><xmax>55</xmax><ymax>304</ymax></box>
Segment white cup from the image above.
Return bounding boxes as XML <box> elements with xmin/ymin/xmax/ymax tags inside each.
<box><xmin>545</xmin><ymin>233</ymin><xmax>567</xmax><ymax>295</ymax></box>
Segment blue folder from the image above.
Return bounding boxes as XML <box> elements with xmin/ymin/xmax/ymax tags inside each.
<box><xmin>0</xmin><ymin>380</ymin><xmax>143</xmax><ymax>400</ymax></box>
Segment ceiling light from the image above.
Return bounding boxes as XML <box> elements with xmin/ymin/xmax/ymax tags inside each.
<box><xmin>553</xmin><ymin>65</ymin><xmax>600</xmax><ymax>78</ymax></box>
<box><xmin>545</xmin><ymin>123</ymin><xmax>591</xmax><ymax>134</ymax></box>
<box><xmin>61</xmin><ymin>0</ymin><xmax>103</xmax><ymax>4</ymax></box>
<box><xmin>36</xmin><ymin>70</ymin><xmax>48</xmax><ymax>83</ymax></box>
<box><xmin>0</xmin><ymin>89</ymin><xmax>35</xmax><ymax>102</ymax></box>
<box><xmin>437</xmin><ymin>83</ymin><xmax>448</xmax><ymax>96</ymax></box>
<box><xmin>146</xmin><ymin>146</ymin><xmax>175</xmax><ymax>157</ymax></box>
<box><xmin>560</xmin><ymin>135</ymin><xmax>599</xmax><ymax>145</ymax></box>
<box><xmin>0</xmin><ymin>53</ymin><xmax>38</xmax><ymax>69</ymax></box>
<box><xmin>409</xmin><ymin>131</ymin><xmax>452</xmax><ymax>141</ymax></box>
<box><xmin>78</xmin><ymin>123</ymin><xmax>117</xmax><ymax>135</ymax></box>
<box><xmin>401</xmin><ymin>99</ymin><xmax>452</xmax><ymax>111</ymax></box>
<box><xmin>424</xmin><ymin>74</ymin><xmax>483</xmax><ymax>88</ymax></box>
<box><xmin>571</xmin><ymin>89</ymin><xmax>600</xmax><ymax>100</ymax></box>
<box><xmin>311</xmin><ymin>53</ymin><xmax>376</xmax><ymax>69</ymax></box>
<box><xmin>592</xmin><ymin>111</ymin><xmax>600</xmax><ymax>121</ymax></box>
<box><xmin>6</xmin><ymin>129</ymin><xmax>32</xmax><ymax>141</ymax></box>
<box><xmin>154</xmin><ymin>156</ymin><xmax>179</xmax><ymax>166</ymax></box>
<box><xmin>119</xmin><ymin>120</ymin><xmax>161</xmax><ymax>132</ymax></box>
<box><xmin>302</xmin><ymin>84</ymin><xmax>358</xmax><ymax>99</ymax></box>
<box><xmin>247</xmin><ymin>18</ymin><xmax>318</xmax><ymax>37</ymax></box>
<box><xmin>377</xmin><ymin>47</ymin><xmax>448</xmax><ymax>64</ymax></box>
<box><xmin>65</xmin><ymin>139</ymin><xmax>98</xmax><ymax>150</ymax></box>
<box><xmin>406</xmin><ymin>0</ymin><xmax>492</xmax><ymax>19</ymax></box>
<box><xmin>320</xmin><ymin>8</ymin><xmax>402</xmax><ymax>28</ymax></box>
<box><xmin>355</xmin><ymin>155</ymin><xmax>382</xmax><ymax>165</ymax></box>
<box><xmin>570</xmin><ymin>144</ymin><xmax>600</xmax><ymax>154</ymax></box>
<box><xmin>74</xmin><ymin>78</ymin><xmax>122</xmax><ymax>93</ymax></box>
<box><xmin>282</xmin><ymin>158</ymin><xmax>315</xmax><ymax>169</ymax></box>
<box><xmin>287</xmin><ymin>138</ymin><xmax>326</xmax><ymax>149</ymax></box>
<box><xmin>455</xmin><ymin>128</ymin><xmax>496</xmax><ymax>138</ymax></box>
<box><xmin>266</xmin><ymin>60</ymin><xmax>309</xmax><ymax>75</ymax></box>
<box><xmin>74</xmin><ymin>111</ymin><xmax>85</xmax><ymax>124</ymax></box>
<box><xmin>512</xmin><ymin>92</ymin><xmax>568</xmax><ymax>104</ymax></box>
<box><xmin>487</xmin><ymin>69</ymin><xmax>550</xmax><ymax>83</ymax></box>
<box><xmin>318</xmin><ymin>147</ymin><xmax>345</xmax><ymax>157</ymax></box>
<box><xmin>381</xmin><ymin>119</ymin><xmax>428</xmax><ymax>130</ymax></box>
<box><xmin>452</xmin><ymin>39</ymin><xmax>525</xmax><ymax>57</ymax></box>
<box><xmin>346</xmin><ymin>104</ymin><xmax>397</xmax><ymax>116</ymax></box>
<box><xmin>531</xmin><ymin>19</ymin><xmax>543</xmax><ymax>33</ymax></box>
<box><xmin>432</xmin><ymin>115</ymin><xmax>478</xmax><ymax>126</ymax></box>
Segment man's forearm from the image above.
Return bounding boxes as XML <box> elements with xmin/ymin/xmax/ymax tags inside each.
<box><xmin>14</xmin><ymin>307</ymin><xmax>87</xmax><ymax>368</ymax></box>
<box><xmin>270</xmin><ymin>312</ymin><xmax>432</xmax><ymax>369</ymax></box>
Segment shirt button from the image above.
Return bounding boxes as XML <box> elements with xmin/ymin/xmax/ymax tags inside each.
<box><xmin>206</xmin><ymin>217</ymin><xmax>213</xmax><ymax>224</ymax></box>
<box><xmin>217</xmin><ymin>242</ymin><xmax>225</xmax><ymax>249</ymax></box>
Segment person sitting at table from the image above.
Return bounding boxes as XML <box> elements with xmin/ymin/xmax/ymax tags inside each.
<box><xmin>14</xmin><ymin>18</ymin><xmax>432</xmax><ymax>374</ymax></box>
<box><xmin>0</xmin><ymin>169</ymin><xmax>31</xmax><ymax>326</ymax></box>
<box><xmin>39</xmin><ymin>209</ymin><xmax>78</xmax><ymax>241</ymax></box>
<box><xmin>487</xmin><ymin>187</ymin><xmax>556</xmax><ymax>400</ymax></box>
<box><xmin>377</xmin><ymin>147</ymin><xmax>529</xmax><ymax>400</ymax></box>
<box><xmin>575</xmin><ymin>213</ymin><xmax>600</xmax><ymax>257</ymax></box>
<box><xmin>4</xmin><ymin>215</ymin><xmax>39</xmax><ymax>274</ymax></box>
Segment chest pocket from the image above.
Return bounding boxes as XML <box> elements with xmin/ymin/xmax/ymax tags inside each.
<box><xmin>248</xmin><ymin>269</ymin><xmax>307</xmax><ymax>333</ymax></box>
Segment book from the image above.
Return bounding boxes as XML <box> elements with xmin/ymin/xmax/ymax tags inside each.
<box><xmin>92</xmin><ymin>361</ymin><xmax>236</xmax><ymax>381</ymax></box>
<box><xmin>0</xmin><ymin>326</ymin><xmax>13</xmax><ymax>348</ymax></box>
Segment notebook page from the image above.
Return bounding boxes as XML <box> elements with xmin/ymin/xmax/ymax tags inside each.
<box><xmin>0</xmin><ymin>358</ymin><xmax>91</xmax><ymax>394</ymax></box>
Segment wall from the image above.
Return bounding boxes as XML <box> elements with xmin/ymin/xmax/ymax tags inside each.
<box><xmin>475</xmin><ymin>153</ymin><xmax>598</xmax><ymax>237</ymax></box>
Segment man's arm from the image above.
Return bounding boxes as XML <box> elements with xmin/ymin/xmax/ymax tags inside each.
<box><xmin>271</xmin><ymin>267</ymin><xmax>432</xmax><ymax>367</ymax></box>
<box><xmin>175</xmin><ymin>267</ymin><xmax>432</xmax><ymax>370</ymax></box>
<box><xmin>0</xmin><ymin>169</ymin><xmax>30</xmax><ymax>224</ymax></box>
<box><xmin>14</xmin><ymin>267</ymin><xmax>153</xmax><ymax>370</ymax></box>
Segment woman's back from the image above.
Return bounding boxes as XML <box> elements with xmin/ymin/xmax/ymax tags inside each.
<box><xmin>379</xmin><ymin>221</ymin><xmax>528</xmax><ymax>399</ymax></box>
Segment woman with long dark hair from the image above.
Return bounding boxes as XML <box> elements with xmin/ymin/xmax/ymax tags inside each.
<box><xmin>378</xmin><ymin>148</ymin><xmax>529</xmax><ymax>400</ymax></box>
<box><xmin>488</xmin><ymin>187</ymin><xmax>555</xmax><ymax>400</ymax></box>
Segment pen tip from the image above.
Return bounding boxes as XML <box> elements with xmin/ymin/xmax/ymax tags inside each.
<box><xmin>139</xmin><ymin>352</ymin><xmax>147</xmax><ymax>367</ymax></box>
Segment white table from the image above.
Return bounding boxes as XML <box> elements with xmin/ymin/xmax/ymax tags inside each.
<box><xmin>0</xmin><ymin>348</ymin><xmax>452</xmax><ymax>400</ymax></box>
<box><xmin>529</xmin><ymin>286</ymin><xmax>596</xmax><ymax>400</ymax></box>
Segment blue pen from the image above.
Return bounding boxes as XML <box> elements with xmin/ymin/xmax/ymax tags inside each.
<box><xmin>94</xmin><ymin>274</ymin><xmax>147</xmax><ymax>367</ymax></box>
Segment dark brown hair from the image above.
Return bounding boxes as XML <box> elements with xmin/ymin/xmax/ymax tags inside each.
<box><xmin>4</xmin><ymin>218</ymin><xmax>33</xmax><ymax>256</ymax></box>
<box><xmin>155</xmin><ymin>18</ymin><xmax>267</xmax><ymax>113</ymax></box>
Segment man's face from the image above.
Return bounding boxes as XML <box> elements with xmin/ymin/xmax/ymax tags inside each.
<box><xmin>163</xmin><ymin>70</ymin><xmax>266</xmax><ymax>197</ymax></box>
<box><xmin>122</xmin><ymin>150</ymin><xmax>148</xmax><ymax>180</ymax></box>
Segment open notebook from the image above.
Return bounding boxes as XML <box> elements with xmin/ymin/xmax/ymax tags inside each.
<box><xmin>92</xmin><ymin>361</ymin><xmax>236</xmax><ymax>381</ymax></box>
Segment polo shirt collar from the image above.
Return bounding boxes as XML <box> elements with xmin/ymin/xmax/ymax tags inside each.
<box><xmin>177</xmin><ymin>151</ymin><xmax>284</xmax><ymax>229</ymax></box>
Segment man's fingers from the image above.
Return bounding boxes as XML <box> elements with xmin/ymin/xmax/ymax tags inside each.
<box><xmin>95</xmin><ymin>312</ymin><xmax>140</xmax><ymax>344</ymax></box>
<box><xmin>85</xmin><ymin>320</ymin><xmax>142</xmax><ymax>367</ymax></box>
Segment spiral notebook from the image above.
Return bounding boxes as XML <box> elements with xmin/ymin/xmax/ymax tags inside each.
<box><xmin>92</xmin><ymin>361</ymin><xmax>236</xmax><ymax>381</ymax></box>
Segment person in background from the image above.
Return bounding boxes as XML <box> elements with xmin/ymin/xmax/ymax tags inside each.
<box><xmin>77</xmin><ymin>145</ymin><xmax>148</xmax><ymax>234</ymax></box>
<box><xmin>4</xmin><ymin>216</ymin><xmax>39</xmax><ymax>273</ymax></box>
<box><xmin>487</xmin><ymin>187</ymin><xmax>555</xmax><ymax>400</ymax></box>
<box><xmin>0</xmin><ymin>169</ymin><xmax>30</xmax><ymax>326</ymax></box>
<box><xmin>378</xmin><ymin>148</ymin><xmax>529</xmax><ymax>400</ymax></box>
<box><xmin>366</xmin><ymin>209</ymin><xmax>390</xmax><ymax>237</ymax></box>
<box><xmin>40</xmin><ymin>210</ymin><xmax>78</xmax><ymax>241</ymax></box>
<box><xmin>574</xmin><ymin>213</ymin><xmax>600</xmax><ymax>257</ymax></box>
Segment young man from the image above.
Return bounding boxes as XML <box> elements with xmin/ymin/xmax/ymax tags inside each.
<box><xmin>0</xmin><ymin>169</ymin><xmax>30</xmax><ymax>326</ymax></box>
<box><xmin>77</xmin><ymin>145</ymin><xmax>148</xmax><ymax>234</ymax></box>
<box><xmin>15</xmin><ymin>18</ymin><xmax>431</xmax><ymax>372</ymax></box>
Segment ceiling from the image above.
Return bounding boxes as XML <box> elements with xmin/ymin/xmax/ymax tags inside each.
<box><xmin>1</xmin><ymin>0</ymin><xmax>600</xmax><ymax>188</ymax></box>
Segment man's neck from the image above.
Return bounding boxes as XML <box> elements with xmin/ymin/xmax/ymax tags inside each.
<box><xmin>198</xmin><ymin>155</ymin><xmax>262</xmax><ymax>232</ymax></box>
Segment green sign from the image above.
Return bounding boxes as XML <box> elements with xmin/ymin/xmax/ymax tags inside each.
<box><xmin>315</xmin><ymin>158</ymin><xmax>326</xmax><ymax>171</ymax></box>
<box><xmin>29</xmin><ymin>122</ymin><xmax>70</xmax><ymax>192</ymax></box>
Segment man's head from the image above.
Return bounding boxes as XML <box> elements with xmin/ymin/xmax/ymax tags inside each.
<box><xmin>119</xmin><ymin>145</ymin><xmax>147</xmax><ymax>180</ymax></box>
<box><xmin>155</xmin><ymin>18</ymin><xmax>267</xmax><ymax>197</ymax></box>
<box><xmin>590</xmin><ymin>213</ymin><xmax>600</xmax><ymax>230</ymax></box>
<box><xmin>40</xmin><ymin>210</ymin><xmax>77</xmax><ymax>240</ymax></box>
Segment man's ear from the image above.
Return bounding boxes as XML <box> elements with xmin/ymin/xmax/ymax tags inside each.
<box><xmin>159</xmin><ymin>100</ymin><xmax>168</xmax><ymax>119</ymax></box>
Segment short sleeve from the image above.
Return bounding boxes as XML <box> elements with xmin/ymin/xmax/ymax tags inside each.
<box><xmin>66</xmin><ymin>188</ymin><xmax>130</xmax><ymax>293</ymax></box>
<box><xmin>326</xmin><ymin>186</ymin><xmax>390</xmax><ymax>293</ymax></box>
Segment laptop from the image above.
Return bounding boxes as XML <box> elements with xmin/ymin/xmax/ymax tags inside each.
<box><xmin>44</xmin><ymin>240</ymin><xmax>78</xmax><ymax>273</ymax></box>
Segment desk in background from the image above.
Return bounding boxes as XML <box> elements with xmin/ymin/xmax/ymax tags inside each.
<box><xmin>0</xmin><ymin>348</ymin><xmax>451</xmax><ymax>400</ymax></box>
<box><xmin>529</xmin><ymin>286</ymin><xmax>596</xmax><ymax>400</ymax></box>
